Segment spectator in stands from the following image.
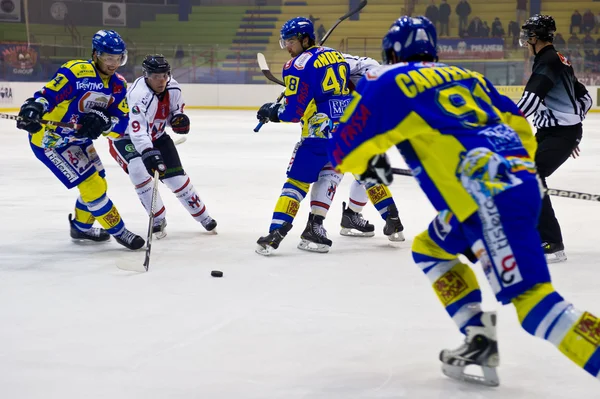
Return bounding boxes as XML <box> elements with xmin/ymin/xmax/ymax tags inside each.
<box><xmin>317</xmin><ymin>24</ymin><xmax>326</xmax><ymax>43</ymax></box>
<box><xmin>456</xmin><ymin>0</ymin><xmax>471</xmax><ymax>36</ymax></box>
<box><xmin>491</xmin><ymin>17</ymin><xmax>505</xmax><ymax>38</ymax></box>
<box><xmin>425</xmin><ymin>0</ymin><xmax>439</xmax><ymax>29</ymax></box>
<box><xmin>482</xmin><ymin>21</ymin><xmax>490</xmax><ymax>37</ymax></box>
<box><xmin>508</xmin><ymin>20</ymin><xmax>520</xmax><ymax>48</ymax></box>
<box><xmin>583</xmin><ymin>31</ymin><xmax>595</xmax><ymax>51</ymax></box>
<box><xmin>174</xmin><ymin>45</ymin><xmax>184</xmax><ymax>68</ymax></box>
<box><xmin>439</xmin><ymin>0</ymin><xmax>451</xmax><ymax>36</ymax></box>
<box><xmin>553</xmin><ymin>32</ymin><xmax>566</xmax><ymax>48</ymax></box>
<box><xmin>568</xmin><ymin>32</ymin><xmax>581</xmax><ymax>50</ymax></box>
<box><xmin>582</xmin><ymin>9</ymin><xmax>595</xmax><ymax>33</ymax></box>
<box><xmin>570</xmin><ymin>10</ymin><xmax>582</xmax><ymax>34</ymax></box>
<box><xmin>467</xmin><ymin>16</ymin><xmax>483</xmax><ymax>38</ymax></box>
<box><xmin>595</xmin><ymin>13</ymin><xmax>600</xmax><ymax>33</ymax></box>
<box><xmin>516</xmin><ymin>0</ymin><xmax>527</xmax><ymax>26</ymax></box>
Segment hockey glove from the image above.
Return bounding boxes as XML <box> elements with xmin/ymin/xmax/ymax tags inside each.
<box><xmin>257</xmin><ymin>102</ymin><xmax>281</xmax><ymax>123</ymax></box>
<box><xmin>170</xmin><ymin>113</ymin><xmax>190</xmax><ymax>134</ymax></box>
<box><xmin>75</xmin><ymin>107</ymin><xmax>112</xmax><ymax>140</ymax></box>
<box><xmin>141</xmin><ymin>148</ymin><xmax>167</xmax><ymax>177</ymax></box>
<box><xmin>359</xmin><ymin>154</ymin><xmax>393</xmax><ymax>186</ymax></box>
<box><xmin>17</xmin><ymin>97</ymin><xmax>46</xmax><ymax>133</ymax></box>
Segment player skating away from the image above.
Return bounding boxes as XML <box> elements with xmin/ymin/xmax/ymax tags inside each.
<box><xmin>16</xmin><ymin>30</ymin><xmax>144</xmax><ymax>250</ymax></box>
<box><xmin>329</xmin><ymin>16</ymin><xmax>600</xmax><ymax>386</ymax></box>
<box><xmin>254</xmin><ymin>17</ymin><xmax>352</xmax><ymax>255</ymax></box>
<box><xmin>108</xmin><ymin>55</ymin><xmax>217</xmax><ymax>238</ymax></box>
<box><xmin>340</xmin><ymin>53</ymin><xmax>404</xmax><ymax>241</ymax></box>
<box><xmin>517</xmin><ymin>15</ymin><xmax>593</xmax><ymax>263</ymax></box>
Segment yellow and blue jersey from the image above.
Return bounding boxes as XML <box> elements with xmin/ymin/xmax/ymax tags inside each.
<box><xmin>279</xmin><ymin>46</ymin><xmax>353</xmax><ymax>138</ymax></box>
<box><xmin>30</xmin><ymin>59</ymin><xmax>129</xmax><ymax>149</ymax></box>
<box><xmin>329</xmin><ymin>61</ymin><xmax>538</xmax><ymax>222</ymax></box>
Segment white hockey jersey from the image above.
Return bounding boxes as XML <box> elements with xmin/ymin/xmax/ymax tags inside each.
<box><xmin>342</xmin><ymin>53</ymin><xmax>380</xmax><ymax>86</ymax></box>
<box><xmin>125</xmin><ymin>76</ymin><xmax>185</xmax><ymax>154</ymax></box>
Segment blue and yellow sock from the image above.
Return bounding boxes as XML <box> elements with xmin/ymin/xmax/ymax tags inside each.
<box><xmin>513</xmin><ymin>283</ymin><xmax>600</xmax><ymax>378</ymax></box>
<box><xmin>78</xmin><ymin>172</ymin><xmax>125</xmax><ymax>236</ymax></box>
<box><xmin>366</xmin><ymin>183</ymin><xmax>395</xmax><ymax>220</ymax></box>
<box><xmin>72</xmin><ymin>196</ymin><xmax>96</xmax><ymax>232</ymax></box>
<box><xmin>270</xmin><ymin>178</ymin><xmax>310</xmax><ymax>232</ymax></box>
<box><xmin>413</xmin><ymin>228</ymin><xmax>483</xmax><ymax>334</ymax></box>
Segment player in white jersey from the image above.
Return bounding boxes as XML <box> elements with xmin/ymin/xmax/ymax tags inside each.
<box><xmin>108</xmin><ymin>55</ymin><xmax>217</xmax><ymax>237</ymax></box>
<box><xmin>338</xmin><ymin>53</ymin><xmax>405</xmax><ymax>241</ymax></box>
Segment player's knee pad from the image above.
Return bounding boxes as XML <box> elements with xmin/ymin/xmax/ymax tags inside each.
<box><xmin>412</xmin><ymin>228</ymin><xmax>457</xmax><ymax>264</ymax></box>
<box><xmin>310</xmin><ymin>167</ymin><xmax>342</xmax><ymax>216</ymax></box>
<box><xmin>77</xmin><ymin>171</ymin><xmax>108</xmax><ymax>204</ymax></box>
<box><xmin>163</xmin><ymin>174</ymin><xmax>189</xmax><ymax>193</ymax></box>
<box><xmin>128</xmin><ymin>157</ymin><xmax>151</xmax><ymax>186</ymax></box>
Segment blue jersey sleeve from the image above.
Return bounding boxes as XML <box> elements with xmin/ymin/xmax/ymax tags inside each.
<box><xmin>104</xmin><ymin>74</ymin><xmax>129</xmax><ymax>138</ymax></box>
<box><xmin>34</xmin><ymin>65</ymin><xmax>78</xmax><ymax>112</ymax></box>
<box><xmin>278</xmin><ymin>54</ymin><xmax>315</xmax><ymax>123</ymax></box>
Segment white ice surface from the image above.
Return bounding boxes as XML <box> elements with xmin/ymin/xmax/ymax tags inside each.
<box><xmin>1</xmin><ymin>111</ymin><xmax>599</xmax><ymax>399</ymax></box>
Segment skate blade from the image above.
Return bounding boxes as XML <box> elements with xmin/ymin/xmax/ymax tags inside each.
<box><xmin>255</xmin><ymin>244</ymin><xmax>274</xmax><ymax>256</ymax></box>
<box><xmin>387</xmin><ymin>231</ymin><xmax>406</xmax><ymax>242</ymax></box>
<box><xmin>340</xmin><ymin>228</ymin><xmax>375</xmax><ymax>237</ymax></box>
<box><xmin>71</xmin><ymin>237</ymin><xmax>110</xmax><ymax>244</ymax></box>
<box><xmin>545</xmin><ymin>251</ymin><xmax>567</xmax><ymax>263</ymax></box>
<box><xmin>154</xmin><ymin>230</ymin><xmax>167</xmax><ymax>240</ymax></box>
<box><xmin>297</xmin><ymin>239</ymin><xmax>330</xmax><ymax>253</ymax></box>
<box><xmin>441</xmin><ymin>363</ymin><xmax>499</xmax><ymax>387</ymax></box>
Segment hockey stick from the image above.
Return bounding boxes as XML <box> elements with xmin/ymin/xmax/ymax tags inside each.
<box><xmin>0</xmin><ymin>112</ymin><xmax>81</xmax><ymax>129</ymax></box>
<box><xmin>173</xmin><ymin>135</ymin><xmax>187</xmax><ymax>146</ymax></box>
<box><xmin>254</xmin><ymin>0</ymin><xmax>368</xmax><ymax>132</ymax></box>
<box><xmin>117</xmin><ymin>170</ymin><xmax>160</xmax><ymax>273</ymax></box>
<box><xmin>391</xmin><ymin>167</ymin><xmax>600</xmax><ymax>202</ymax></box>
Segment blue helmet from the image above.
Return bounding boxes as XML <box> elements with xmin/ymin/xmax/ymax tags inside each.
<box><xmin>279</xmin><ymin>17</ymin><xmax>315</xmax><ymax>48</ymax></box>
<box><xmin>382</xmin><ymin>16</ymin><xmax>437</xmax><ymax>64</ymax></box>
<box><xmin>92</xmin><ymin>30</ymin><xmax>128</xmax><ymax>66</ymax></box>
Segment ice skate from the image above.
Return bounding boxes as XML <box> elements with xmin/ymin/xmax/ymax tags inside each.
<box><xmin>69</xmin><ymin>214</ymin><xmax>110</xmax><ymax>243</ymax></box>
<box><xmin>542</xmin><ymin>242</ymin><xmax>567</xmax><ymax>263</ymax></box>
<box><xmin>114</xmin><ymin>228</ymin><xmax>145</xmax><ymax>250</ymax></box>
<box><xmin>152</xmin><ymin>218</ymin><xmax>167</xmax><ymax>239</ymax></box>
<box><xmin>340</xmin><ymin>201</ymin><xmax>375</xmax><ymax>237</ymax></box>
<box><xmin>201</xmin><ymin>216</ymin><xmax>218</xmax><ymax>233</ymax></box>
<box><xmin>440</xmin><ymin>311</ymin><xmax>500</xmax><ymax>387</ymax></box>
<box><xmin>256</xmin><ymin>222</ymin><xmax>293</xmax><ymax>256</ymax></box>
<box><xmin>298</xmin><ymin>214</ymin><xmax>332</xmax><ymax>253</ymax></box>
<box><xmin>383</xmin><ymin>204</ymin><xmax>405</xmax><ymax>242</ymax></box>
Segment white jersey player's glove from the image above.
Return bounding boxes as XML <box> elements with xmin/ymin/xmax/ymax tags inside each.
<box><xmin>359</xmin><ymin>154</ymin><xmax>393</xmax><ymax>186</ymax></box>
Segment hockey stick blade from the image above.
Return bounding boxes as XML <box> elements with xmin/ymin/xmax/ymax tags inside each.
<box><xmin>392</xmin><ymin>167</ymin><xmax>600</xmax><ymax>202</ymax></box>
<box><xmin>319</xmin><ymin>0</ymin><xmax>367</xmax><ymax>46</ymax></box>
<box><xmin>173</xmin><ymin>135</ymin><xmax>187</xmax><ymax>146</ymax></box>
<box><xmin>257</xmin><ymin>53</ymin><xmax>284</xmax><ymax>86</ymax></box>
<box><xmin>1</xmin><ymin>112</ymin><xmax>81</xmax><ymax>129</ymax></box>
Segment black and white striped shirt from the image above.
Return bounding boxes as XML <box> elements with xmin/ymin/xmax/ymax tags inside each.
<box><xmin>517</xmin><ymin>45</ymin><xmax>592</xmax><ymax>129</ymax></box>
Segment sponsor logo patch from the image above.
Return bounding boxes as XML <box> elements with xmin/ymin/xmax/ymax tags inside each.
<box><xmin>434</xmin><ymin>270</ymin><xmax>468</xmax><ymax>305</ymax></box>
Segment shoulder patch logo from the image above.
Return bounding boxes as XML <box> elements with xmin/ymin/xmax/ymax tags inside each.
<box><xmin>294</xmin><ymin>52</ymin><xmax>312</xmax><ymax>70</ymax></box>
<box><xmin>132</xmin><ymin>105</ymin><xmax>141</xmax><ymax>115</ymax></box>
<box><xmin>557</xmin><ymin>52</ymin><xmax>571</xmax><ymax>67</ymax></box>
<box><xmin>284</xmin><ymin>59</ymin><xmax>293</xmax><ymax>70</ymax></box>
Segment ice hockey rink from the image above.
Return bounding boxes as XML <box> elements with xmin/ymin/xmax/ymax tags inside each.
<box><xmin>1</xmin><ymin>110</ymin><xmax>599</xmax><ymax>399</ymax></box>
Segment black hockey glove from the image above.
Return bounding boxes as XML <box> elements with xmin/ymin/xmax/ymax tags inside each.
<box><xmin>141</xmin><ymin>148</ymin><xmax>167</xmax><ymax>178</ymax></box>
<box><xmin>17</xmin><ymin>97</ymin><xmax>45</xmax><ymax>133</ymax></box>
<box><xmin>170</xmin><ymin>113</ymin><xmax>190</xmax><ymax>134</ymax></box>
<box><xmin>359</xmin><ymin>154</ymin><xmax>393</xmax><ymax>186</ymax></box>
<box><xmin>75</xmin><ymin>107</ymin><xmax>112</xmax><ymax>140</ymax></box>
<box><xmin>257</xmin><ymin>102</ymin><xmax>281</xmax><ymax>123</ymax></box>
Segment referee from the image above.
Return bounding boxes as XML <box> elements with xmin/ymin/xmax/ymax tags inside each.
<box><xmin>517</xmin><ymin>14</ymin><xmax>592</xmax><ymax>263</ymax></box>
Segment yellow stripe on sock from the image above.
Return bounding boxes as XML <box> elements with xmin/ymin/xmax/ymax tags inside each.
<box><xmin>366</xmin><ymin>184</ymin><xmax>392</xmax><ymax>205</ymax></box>
<box><xmin>274</xmin><ymin>196</ymin><xmax>301</xmax><ymax>219</ymax></box>
<box><xmin>559</xmin><ymin>312</ymin><xmax>600</xmax><ymax>368</ymax></box>
<box><xmin>512</xmin><ymin>283</ymin><xmax>556</xmax><ymax>324</ymax></box>
<box><xmin>74</xmin><ymin>207</ymin><xmax>95</xmax><ymax>225</ymax></box>
<box><xmin>96</xmin><ymin>206</ymin><xmax>123</xmax><ymax>229</ymax></box>
<box><xmin>433</xmin><ymin>262</ymin><xmax>481</xmax><ymax>306</ymax></box>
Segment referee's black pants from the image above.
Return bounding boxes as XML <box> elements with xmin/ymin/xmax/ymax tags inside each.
<box><xmin>535</xmin><ymin>123</ymin><xmax>582</xmax><ymax>245</ymax></box>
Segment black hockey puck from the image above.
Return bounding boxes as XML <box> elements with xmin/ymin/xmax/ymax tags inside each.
<box><xmin>211</xmin><ymin>270</ymin><xmax>223</xmax><ymax>278</ymax></box>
